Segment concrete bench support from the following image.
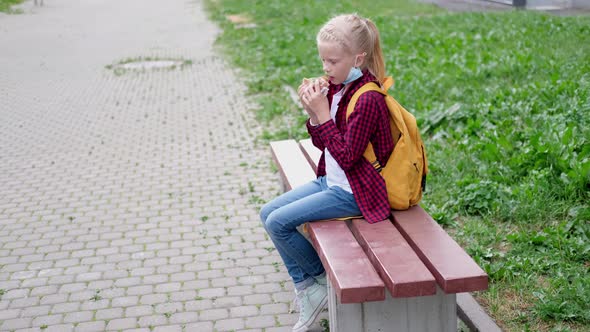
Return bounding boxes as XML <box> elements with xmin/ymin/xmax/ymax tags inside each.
<box><xmin>328</xmin><ymin>279</ymin><xmax>457</xmax><ymax>332</ymax></box>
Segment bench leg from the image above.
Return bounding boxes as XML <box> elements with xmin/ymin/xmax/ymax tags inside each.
<box><xmin>328</xmin><ymin>279</ymin><xmax>457</xmax><ymax>332</ymax></box>
<box><xmin>327</xmin><ymin>278</ymin><xmax>363</xmax><ymax>332</ymax></box>
<box><xmin>363</xmin><ymin>287</ymin><xmax>457</xmax><ymax>332</ymax></box>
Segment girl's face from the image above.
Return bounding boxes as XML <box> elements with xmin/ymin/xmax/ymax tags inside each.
<box><xmin>318</xmin><ymin>41</ymin><xmax>358</xmax><ymax>85</ymax></box>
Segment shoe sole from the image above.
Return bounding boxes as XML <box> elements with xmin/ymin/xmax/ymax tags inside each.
<box><xmin>292</xmin><ymin>293</ymin><xmax>328</xmax><ymax>332</ymax></box>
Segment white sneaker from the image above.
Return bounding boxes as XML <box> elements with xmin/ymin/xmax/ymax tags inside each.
<box><xmin>292</xmin><ymin>282</ymin><xmax>328</xmax><ymax>332</ymax></box>
<box><xmin>291</xmin><ymin>275</ymin><xmax>327</xmax><ymax>313</ymax></box>
<box><xmin>315</xmin><ymin>274</ymin><xmax>327</xmax><ymax>286</ymax></box>
<box><xmin>289</xmin><ymin>289</ymin><xmax>299</xmax><ymax>313</ymax></box>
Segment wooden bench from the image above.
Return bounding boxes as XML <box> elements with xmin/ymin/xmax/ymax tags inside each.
<box><xmin>270</xmin><ymin>139</ymin><xmax>489</xmax><ymax>332</ymax></box>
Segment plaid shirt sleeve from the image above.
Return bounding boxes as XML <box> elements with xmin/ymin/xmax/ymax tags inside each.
<box><xmin>306</xmin><ymin>83</ymin><xmax>343</xmax><ymax>151</ymax></box>
<box><xmin>314</xmin><ymin>91</ymin><xmax>384</xmax><ymax>170</ymax></box>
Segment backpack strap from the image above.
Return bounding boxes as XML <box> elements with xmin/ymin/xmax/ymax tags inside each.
<box><xmin>345</xmin><ymin>82</ymin><xmax>384</xmax><ymax>121</ymax></box>
<box><xmin>345</xmin><ymin>76</ymin><xmax>394</xmax><ymax>120</ymax></box>
<box><xmin>345</xmin><ymin>77</ymin><xmax>393</xmax><ymax>170</ymax></box>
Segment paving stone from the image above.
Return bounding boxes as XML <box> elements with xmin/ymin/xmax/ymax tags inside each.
<box><xmin>52</xmin><ymin>302</ymin><xmax>81</xmax><ymax>314</ymax></box>
<box><xmin>239</xmin><ymin>275</ymin><xmax>266</xmax><ymax>285</ymax></box>
<box><xmin>243</xmin><ymin>293</ymin><xmax>273</xmax><ymax>305</ymax></box>
<box><xmin>169</xmin><ymin>311</ymin><xmax>199</xmax><ymax>324</ymax></box>
<box><xmin>125</xmin><ymin>305</ymin><xmax>154</xmax><ymax>317</ymax></box>
<box><xmin>186</xmin><ymin>322</ymin><xmax>213</xmax><ymax>331</ymax></box>
<box><xmin>139</xmin><ymin>293</ymin><xmax>168</xmax><ymax>306</ymax></box>
<box><xmin>154</xmin><ymin>282</ymin><xmax>181</xmax><ymax>293</ymax></box>
<box><xmin>170</xmin><ymin>272</ymin><xmax>195</xmax><ymax>282</ymax></box>
<box><xmin>254</xmin><ymin>283</ymin><xmax>283</xmax><ymax>294</ymax></box>
<box><xmin>261</xmin><ymin>303</ymin><xmax>290</xmax><ymax>315</ymax></box>
<box><xmin>215</xmin><ymin>318</ymin><xmax>246</xmax><ymax>331</ymax></box>
<box><xmin>142</xmin><ymin>274</ymin><xmax>169</xmax><ymax>285</ymax></box>
<box><xmin>235</xmin><ymin>258</ymin><xmax>262</xmax><ymax>267</ymax></box>
<box><xmin>40</xmin><ymin>293</ymin><xmax>69</xmax><ymax>305</ymax></box>
<box><xmin>63</xmin><ymin>310</ymin><xmax>93</xmax><ymax>323</ymax></box>
<box><xmin>154</xmin><ymin>302</ymin><xmax>183</xmax><ymax>315</ymax></box>
<box><xmin>44</xmin><ymin>324</ymin><xmax>75</xmax><ymax>332</ymax></box>
<box><xmin>74</xmin><ymin>321</ymin><xmax>106</xmax><ymax>332</ymax></box>
<box><xmin>197</xmin><ymin>287</ymin><xmax>226</xmax><ymax>299</ymax></box>
<box><xmin>20</xmin><ymin>278</ymin><xmax>49</xmax><ymax>289</ymax></box>
<box><xmin>21</xmin><ymin>305</ymin><xmax>51</xmax><ymax>317</ymax></box>
<box><xmin>2</xmin><ymin>288</ymin><xmax>30</xmax><ymax>299</ymax></box>
<box><xmin>137</xmin><ymin>314</ymin><xmax>167</xmax><ymax>327</ymax></box>
<box><xmin>266</xmin><ymin>327</ymin><xmax>295</xmax><ymax>332</ymax></box>
<box><xmin>58</xmin><ymin>283</ymin><xmax>86</xmax><ymax>294</ymax></box>
<box><xmin>153</xmin><ymin>325</ymin><xmax>182</xmax><ymax>332</ymax></box>
<box><xmin>169</xmin><ymin>290</ymin><xmax>197</xmax><ymax>302</ymax></box>
<box><xmin>276</xmin><ymin>313</ymin><xmax>300</xmax><ymax>325</ymax></box>
<box><xmin>1</xmin><ymin>318</ymin><xmax>33</xmax><ymax>330</ymax></box>
<box><xmin>87</xmin><ymin>279</ymin><xmax>114</xmax><ymax>290</ymax></box>
<box><xmin>272</xmin><ymin>291</ymin><xmax>296</xmax><ymax>304</ymax></box>
<box><xmin>0</xmin><ymin>308</ymin><xmax>21</xmax><ymax>320</ymax></box>
<box><xmin>30</xmin><ymin>285</ymin><xmax>58</xmax><ymax>297</ymax></box>
<box><xmin>156</xmin><ymin>265</ymin><xmax>182</xmax><ymax>274</ymax></box>
<box><xmin>80</xmin><ymin>298</ymin><xmax>110</xmax><ymax>311</ymax></box>
<box><xmin>245</xmin><ymin>315</ymin><xmax>277</xmax><ymax>329</ymax></box>
<box><xmin>112</xmin><ymin>296</ymin><xmax>140</xmax><ymax>308</ymax></box>
<box><xmin>106</xmin><ymin>318</ymin><xmax>137</xmax><ymax>330</ymax></box>
<box><xmin>229</xmin><ymin>305</ymin><xmax>259</xmax><ymax>318</ymax></box>
<box><xmin>69</xmin><ymin>290</ymin><xmax>96</xmax><ymax>302</ymax></box>
<box><xmin>185</xmin><ymin>299</ymin><xmax>214</xmax><ymax>311</ymax></box>
<box><xmin>199</xmin><ymin>308</ymin><xmax>229</xmax><ymax>321</ymax></box>
<box><xmin>11</xmin><ymin>296</ymin><xmax>41</xmax><ymax>308</ymax></box>
<box><xmin>183</xmin><ymin>262</ymin><xmax>209</xmax><ymax>272</ymax></box>
<box><xmin>96</xmin><ymin>307</ymin><xmax>124</xmax><ymax>320</ymax></box>
<box><xmin>115</xmin><ymin>277</ymin><xmax>142</xmax><ymax>288</ymax></box>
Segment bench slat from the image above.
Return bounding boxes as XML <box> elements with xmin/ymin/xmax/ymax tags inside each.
<box><xmin>392</xmin><ymin>207</ymin><xmax>488</xmax><ymax>293</ymax></box>
<box><xmin>298</xmin><ymin>138</ymin><xmax>322</xmax><ymax>173</ymax></box>
<box><xmin>349</xmin><ymin>218</ymin><xmax>437</xmax><ymax>297</ymax></box>
<box><xmin>270</xmin><ymin>140</ymin><xmax>317</xmax><ymax>190</ymax></box>
<box><xmin>308</xmin><ymin>220</ymin><xmax>385</xmax><ymax>303</ymax></box>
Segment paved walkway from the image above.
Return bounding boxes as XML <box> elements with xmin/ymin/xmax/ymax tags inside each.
<box><xmin>0</xmin><ymin>1</ymin><xmax>326</xmax><ymax>331</ymax></box>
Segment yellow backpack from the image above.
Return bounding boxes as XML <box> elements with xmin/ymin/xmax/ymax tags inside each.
<box><xmin>346</xmin><ymin>77</ymin><xmax>428</xmax><ymax>210</ymax></box>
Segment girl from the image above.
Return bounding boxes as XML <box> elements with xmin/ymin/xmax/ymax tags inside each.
<box><xmin>260</xmin><ymin>13</ymin><xmax>393</xmax><ymax>332</ymax></box>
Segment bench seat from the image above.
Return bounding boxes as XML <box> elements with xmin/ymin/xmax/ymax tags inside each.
<box><xmin>308</xmin><ymin>220</ymin><xmax>385</xmax><ymax>303</ymax></box>
<box><xmin>271</xmin><ymin>138</ymin><xmax>490</xmax><ymax>332</ymax></box>
<box><xmin>349</xmin><ymin>218</ymin><xmax>437</xmax><ymax>297</ymax></box>
<box><xmin>393</xmin><ymin>207</ymin><xmax>488</xmax><ymax>293</ymax></box>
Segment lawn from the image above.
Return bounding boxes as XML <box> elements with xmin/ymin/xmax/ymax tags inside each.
<box><xmin>204</xmin><ymin>0</ymin><xmax>589</xmax><ymax>331</ymax></box>
<box><xmin>0</xmin><ymin>0</ymin><xmax>22</xmax><ymax>13</ymax></box>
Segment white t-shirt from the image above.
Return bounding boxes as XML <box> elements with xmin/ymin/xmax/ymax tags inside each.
<box><xmin>325</xmin><ymin>88</ymin><xmax>352</xmax><ymax>193</ymax></box>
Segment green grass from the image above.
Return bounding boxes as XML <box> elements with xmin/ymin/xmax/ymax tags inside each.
<box><xmin>0</xmin><ymin>0</ymin><xmax>22</xmax><ymax>13</ymax></box>
<box><xmin>204</xmin><ymin>1</ymin><xmax>590</xmax><ymax>331</ymax></box>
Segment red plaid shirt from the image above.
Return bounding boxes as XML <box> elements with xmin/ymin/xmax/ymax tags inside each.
<box><xmin>307</xmin><ymin>71</ymin><xmax>394</xmax><ymax>223</ymax></box>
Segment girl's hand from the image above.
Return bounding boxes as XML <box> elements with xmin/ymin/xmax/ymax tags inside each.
<box><xmin>301</xmin><ymin>80</ymin><xmax>330</xmax><ymax>124</ymax></box>
<box><xmin>298</xmin><ymin>80</ymin><xmax>317</xmax><ymax>123</ymax></box>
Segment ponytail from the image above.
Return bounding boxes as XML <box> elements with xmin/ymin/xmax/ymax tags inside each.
<box><xmin>317</xmin><ymin>14</ymin><xmax>386</xmax><ymax>83</ymax></box>
<box><xmin>364</xmin><ymin>18</ymin><xmax>386</xmax><ymax>83</ymax></box>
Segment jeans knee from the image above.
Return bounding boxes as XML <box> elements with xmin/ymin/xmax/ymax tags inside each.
<box><xmin>259</xmin><ymin>202</ymin><xmax>273</xmax><ymax>227</ymax></box>
<box><xmin>265</xmin><ymin>211</ymin><xmax>286</xmax><ymax>238</ymax></box>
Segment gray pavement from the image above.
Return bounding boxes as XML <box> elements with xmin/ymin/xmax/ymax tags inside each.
<box><xmin>0</xmin><ymin>1</ymin><xmax>326</xmax><ymax>331</ymax></box>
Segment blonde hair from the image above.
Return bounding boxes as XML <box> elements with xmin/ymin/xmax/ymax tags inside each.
<box><xmin>317</xmin><ymin>14</ymin><xmax>386</xmax><ymax>83</ymax></box>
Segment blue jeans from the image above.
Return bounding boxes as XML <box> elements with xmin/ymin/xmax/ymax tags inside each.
<box><xmin>260</xmin><ymin>176</ymin><xmax>361</xmax><ymax>291</ymax></box>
